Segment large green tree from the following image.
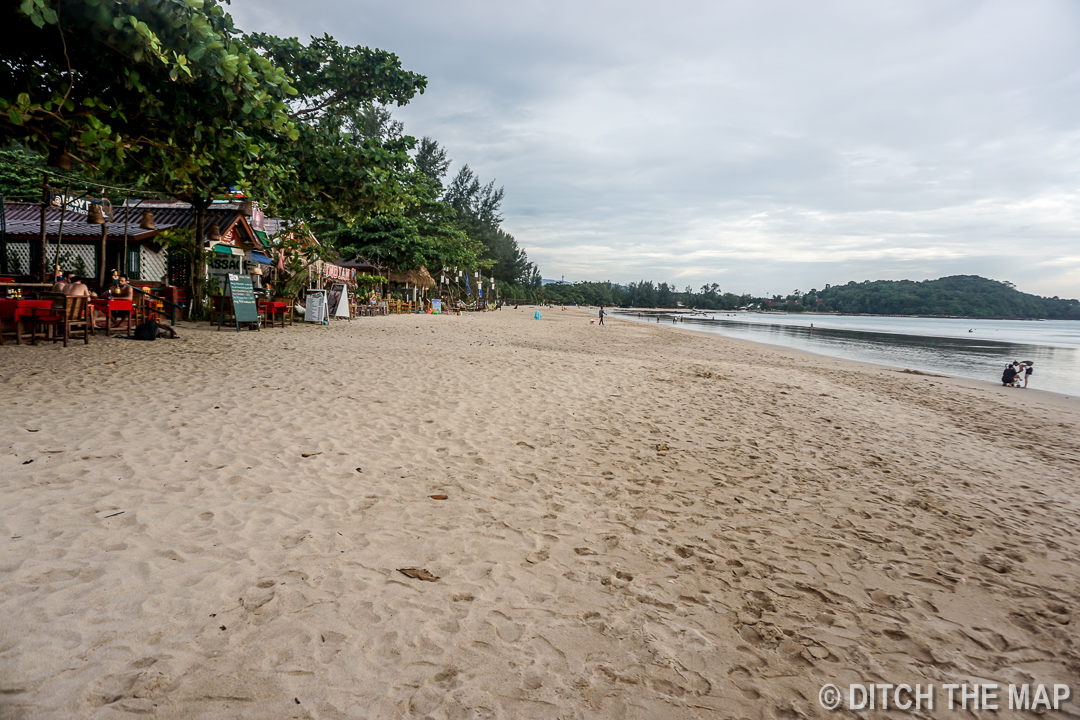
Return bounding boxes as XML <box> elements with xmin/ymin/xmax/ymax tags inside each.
<box><xmin>332</xmin><ymin>133</ymin><xmax>481</xmax><ymax>275</ymax></box>
<box><xmin>443</xmin><ymin>163</ymin><xmax>538</xmax><ymax>288</ymax></box>
<box><xmin>2</xmin><ymin>0</ymin><xmax>427</xmax><ymax>303</ymax></box>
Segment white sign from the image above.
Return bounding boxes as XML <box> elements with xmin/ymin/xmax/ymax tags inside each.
<box><xmin>208</xmin><ymin>252</ymin><xmax>243</xmax><ymax>293</ymax></box>
<box><xmin>51</xmin><ymin>194</ymin><xmax>111</xmax><ymax>220</ymax></box>
<box><xmin>305</xmin><ymin>289</ymin><xmax>328</xmax><ymax>324</ymax></box>
<box><xmin>328</xmin><ymin>283</ymin><xmax>350</xmax><ymax>318</ymax></box>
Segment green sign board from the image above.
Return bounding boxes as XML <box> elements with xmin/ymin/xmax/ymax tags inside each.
<box><xmin>226</xmin><ymin>274</ymin><xmax>260</xmax><ymax>331</ymax></box>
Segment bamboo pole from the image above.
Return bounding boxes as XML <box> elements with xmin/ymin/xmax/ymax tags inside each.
<box><xmin>38</xmin><ymin>175</ymin><xmax>49</xmax><ymax>281</ymax></box>
<box><xmin>121</xmin><ymin>198</ymin><xmax>129</xmax><ymax>276</ymax></box>
<box><xmin>52</xmin><ymin>183</ymin><xmax>70</xmax><ymax>276</ymax></box>
<box><xmin>98</xmin><ymin>189</ymin><xmax>108</xmax><ymax>288</ymax></box>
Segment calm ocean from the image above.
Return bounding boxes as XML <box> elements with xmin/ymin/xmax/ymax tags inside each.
<box><xmin>618</xmin><ymin>312</ymin><xmax>1080</xmax><ymax>398</ymax></box>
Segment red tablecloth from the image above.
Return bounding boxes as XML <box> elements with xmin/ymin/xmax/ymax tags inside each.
<box><xmin>90</xmin><ymin>298</ymin><xmax>134</xmax><ymax>313</ymax></box>
<box><xmin>0</xmin><ymin>299</ymin><xmax>54</xmax><ymax>323</ymax></box>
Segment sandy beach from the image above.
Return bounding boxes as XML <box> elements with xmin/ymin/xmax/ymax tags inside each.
<box><xmin>1</xmin><ymin>307</ymin><xmax>1078</xmax><ymax>719</ymax></box>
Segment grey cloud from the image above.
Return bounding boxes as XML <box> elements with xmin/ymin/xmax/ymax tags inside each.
<box><xmin>233</xmin><ymin>0</ymin><xmax>1080</xmax><ymax>297</ymax></box>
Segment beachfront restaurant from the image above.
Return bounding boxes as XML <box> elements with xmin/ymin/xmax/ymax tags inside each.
<box><xmin>0</xmin><ymin>199</ymin><xmax>184</xmax><ymax>344</ymax></box>
<box><xmin>2</xmin><ymin>200</ymin><xmax>265</xmax><ymax>298</ymax></box>
<box><xmin>1</xmin><ymin>200</ymin><xmax>177</xmax><ymax>292</ymax></box>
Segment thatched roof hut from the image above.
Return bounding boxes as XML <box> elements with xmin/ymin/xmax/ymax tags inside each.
<box><xmin>388</xmin><ymin>266</ymin><xmax>436</xmax><ymax>289</ymax></box>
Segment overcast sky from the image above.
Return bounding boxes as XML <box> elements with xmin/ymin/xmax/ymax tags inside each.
<box><xmin>234</xmin><ymin>1</ymin><xmax>1080</xmax><ymax>298</ymax></box>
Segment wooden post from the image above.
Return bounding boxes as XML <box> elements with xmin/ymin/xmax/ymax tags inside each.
<box><xmin>99</xmin><ymin>223</ymin><xmax>108</xmax><ymax>289</ymax></box>
<box><xmin>190</xmin><ymin>198</ymin><xmax>209</xmax><ymax>315</ymax></box>
<box><xmin>38</xmin><ymin>175</ymin><xmax>49</xmax><ymax>281</ymax></box>
<box><xmin>121</xmin><ymin>198</ymin><xmax>129</xmax><ymax>276</ymax></box>
<box><xmin>52</xmin><ymin>183</ymin><xmax>70</xmax><ymax>276</ymax></box>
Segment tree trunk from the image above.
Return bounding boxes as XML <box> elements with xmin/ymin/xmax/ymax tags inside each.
<box><xmin>190</xmin><ymin>199</ymin><xmax>210</xmax><ymax>314</ymax></box>
<box><xmin>98</xmin><ymin>224</ymin><xmax>108</xmax><ymax>290</ymax></box>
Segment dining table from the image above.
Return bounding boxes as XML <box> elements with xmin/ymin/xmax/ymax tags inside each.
<box><xmin>258</xmin><ymin>300</ymin><xmax>290</xmax><ymax>328</ymax></box>
<box><xmin>90</xmin><ymin>297</ymin><xmax>135</xmax><ymax>336</ymax></box>
<box><xmin>0</xmin><ymin>299</ymin><xmax>57</xmax><ymax>345</ymax></box>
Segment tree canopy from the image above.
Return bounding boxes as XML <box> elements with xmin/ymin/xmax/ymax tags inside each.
<box><xmin>2</xmin><ymin>0</ymin><xmax>541</xmax><ymax>293</ymax></box>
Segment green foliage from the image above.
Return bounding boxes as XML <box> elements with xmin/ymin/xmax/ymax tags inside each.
<box><xmin>2</xmin><ymin>3</ymin><xmax>426</xmax><ymax>220</ymax></box>
<box><xmin>443</xmin><ymin>163</ymin><xmax>539</xmax><ymax>287</ymax></box>
<box><xmin>0</xmin><ymin>148</ymin><xmax>46</xmax><ymax>199</ymax></box>
<box><xmin>332</xmin><ymin>163</ymin><xmax>482</xmax><ymax>273</ymax></box>
<box><xmin>248</xmin><ymin>34</ymin><xmax>426</xmax><ymax>224</ymax></box>
<box><xmin>414</xmin><ymin>137</ymin><xmax>450</xmax><ymax>190</ymax></box>
<box><xmin>261</xmin><ymin>228</ymin><xmax>331</xmax><ymax>299</ymax></box>
<box><xmin>541</xmin><ymin>274</ymin><xmax>1079</xmax><ymax>319</ymax></box>
<box><xmin>795</xmin><ymin>276</ymin><xmax>1080</xmax><ymax>319</ymax></box>
<box><xmin>3</xmin><ymin>0</ymin><xmax>299</xmax><ymax>193</ymax></box>
<box><xmin>353</xmin><ymin>273</ymin><xmax>386</xmax><ymax>289</ymax></box>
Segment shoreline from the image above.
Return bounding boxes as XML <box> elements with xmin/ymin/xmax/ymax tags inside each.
<box><xmin>613</xmin><ymin>308</ymin><xmax>1080</xmax><ymax>322</ymax></box>
<box><xmin>611</xmin><ymin>310</ymin><xmax>1079</xmax><ymax>405</ymax></box>
<box><xmin>2</xmin><ymin>307</ymin><xmax>1078</xmax><ymax>718</ymax></box>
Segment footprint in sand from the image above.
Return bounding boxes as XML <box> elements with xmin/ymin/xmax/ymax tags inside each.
<box><xmin>487</xmin><ymin>611</ymin><xmax>523</xmax><ymax>642</ymax></box>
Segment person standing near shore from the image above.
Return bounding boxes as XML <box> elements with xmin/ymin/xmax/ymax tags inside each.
<box><xmin>1023</xmin><ymin>361</ymin><xmax>1033</xmax><ymax>388</ymax></box>
<box><xmin>598</xmin><ymin>306</ymin><xmax>605</xmax><ymax>325</ymax></box>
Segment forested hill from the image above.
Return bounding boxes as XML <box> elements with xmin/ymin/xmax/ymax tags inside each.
<box><xmin>809</xmin><ymin>276</ymin><xmax>1079</xmax><ymax>319</ymax></box>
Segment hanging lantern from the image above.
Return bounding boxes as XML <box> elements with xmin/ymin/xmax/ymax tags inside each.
<box><xmin>86</xmin><ymin>203</ymin><xmax>105</xmax><ymax>224</ymax></box>
<box><xmin>207</xmin><ymin>223</ymin><xmax>222</xmax><ymax>241</ymax></box>
<box><xmin>139</xmin><ymin>211</ymin><xmax>155</xmax><ymax>230</ymax></box>
<box><xmin>239</xmin><ymin>200</ymin><xmax>254</xmax><ymax>216</ymax></box>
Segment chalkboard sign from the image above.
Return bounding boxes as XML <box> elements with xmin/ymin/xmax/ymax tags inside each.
<box><xmin>226</xmin><ymin>274</ymin><xmax>260</xmax><ymax>331</ymax></box>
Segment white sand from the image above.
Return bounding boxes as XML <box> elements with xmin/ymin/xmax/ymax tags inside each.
<box><xmin>1</xmin><ymin>307</ymin><xmax>1078</xmax><ymax>719</ymax></box>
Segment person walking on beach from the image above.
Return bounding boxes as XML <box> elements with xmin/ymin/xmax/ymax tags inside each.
<box><xmin>598</xmin><ymin>306</ymin><xmax>605</xmax><ymax>325</ymax></box>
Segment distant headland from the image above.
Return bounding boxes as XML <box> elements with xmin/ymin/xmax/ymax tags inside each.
<box><xmin>539</xmin><ymin>275</ymin><xmax>1080</xmax><ymax>320</ymax></box>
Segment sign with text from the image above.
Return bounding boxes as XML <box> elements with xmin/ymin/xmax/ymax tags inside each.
<box><xmin>226</xmin><ymin>274</ymin><xmax>260</xmax><ymax>331</ymax></box>
<box><xmin>51</xmin><ymin>194</ymin><xmax>111</xmax><ymax>220</ymax></box>
<box><xmin>305</xmin><ymin>289</ymin><xmax>328</xmax><ymax>324</ymax></box>
<box><xmin>208</xmin><ymin>252</ymin><xmax>243</xmax><ymax>292</ymax></box>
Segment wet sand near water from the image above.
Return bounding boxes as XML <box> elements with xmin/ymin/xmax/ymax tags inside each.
<box><xmin>1</xmin><ymin>307</ymin><xmax>1078</xmax><ymax>719</ymax></box>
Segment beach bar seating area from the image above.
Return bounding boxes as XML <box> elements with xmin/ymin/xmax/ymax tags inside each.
<box><xmin>0</xmin><ymin>286</ymin><xmax>170</xmax><ymax>346</ymax></box>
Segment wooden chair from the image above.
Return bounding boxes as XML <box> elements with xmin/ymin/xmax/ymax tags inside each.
<box><xmin>210</xmin><ymin>295</ymin><xmax>232</xmax><ymax>329</ymax></box>
<box><xmin>274</xmin><ymin>297</ymin><xmax>294</xmax><ymax>327</ymax></box>
<box><xmin>259</xmin><ymin>299</ymin><xmax>288</xmax><ymax>328</ymax></box>
<box><xmin>33</xmin><ymin>296</ymin><xmax>90</xmax><ymax>346</ymax></box>
<box><xmin>0</xmin><ymin>302</ymin><xmax>17</xmax><ymax>345</ymax></box>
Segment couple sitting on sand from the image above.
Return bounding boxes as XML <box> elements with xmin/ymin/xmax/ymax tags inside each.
<box><xmin>1002</xmin><ymin>360</ymin><xmax>1032</xmax><ymax>388</ymax></box>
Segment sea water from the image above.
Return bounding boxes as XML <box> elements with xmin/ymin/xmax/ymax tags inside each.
<box><xmin>619</xmin><ymin>312</ymin><xmax>1080</xmax><ymax>397</ymax></box>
